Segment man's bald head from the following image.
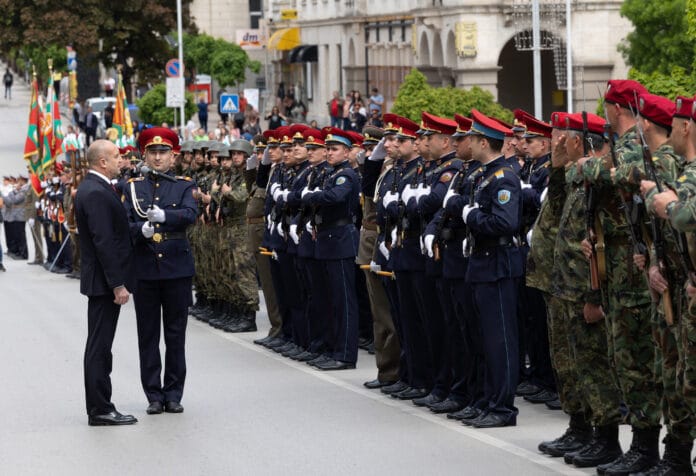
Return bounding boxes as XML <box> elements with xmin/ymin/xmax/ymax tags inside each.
<box><xmin>87</xmin><ymin>140</ymin><xmax>117</xmax><ymax>168</ymax></box>
<box><xmin>86</xmin><ymin>140</ymin><xmax>121</xmax><ymax>179</ymax></box>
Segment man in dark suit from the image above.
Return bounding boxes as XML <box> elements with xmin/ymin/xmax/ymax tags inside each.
<box><xmin>75</xmin><ymin>139</ymin><xmax>137</xmax><ymax>426</ymax></box>
<box><xmin>122</xmin><ymin>128</ymin><xmax>197</xmax><ymax>415</ymax></box>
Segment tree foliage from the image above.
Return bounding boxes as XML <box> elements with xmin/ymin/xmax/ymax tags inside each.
<box><xmin>183</xmin><ymin>33</ymin><xmax>261</xmax><ymax>88</ymax></box>
<box><xmin>136</xmin><ymin>84</ymin><xmax>197</xmax><ymax>127</ymax></box>
<box><xmin>391</xmin><ymin>69</ymin><xmax>513</xmax><ymax>123</ymax></box>
<box><xmin>0</xmin><ymin>0</ymin><xmax>194</xmax><ymax>83</ymax></box>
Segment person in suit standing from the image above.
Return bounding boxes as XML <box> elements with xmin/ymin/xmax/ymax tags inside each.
<box><xmin>122</xmin><ymin>128</ymin><xmax>197</xmax><ymax>415</ymax></box>
<box><xmin>75</xmin><ymin>140</ymin><xmax>137</xmax><ymax>426</ymax></box>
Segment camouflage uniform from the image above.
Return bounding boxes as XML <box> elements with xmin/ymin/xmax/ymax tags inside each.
<box><xmin>647</xmin><ymin>158</ymin><xmax>696</xmax><ymax>441</ymax></box>
<box><xmin>581</xmin><ymin>126</ymin><xmax>662</xmax><ymax>429</ymax></box>
<box><xmin>547</xmin><ymin>164</ymin><xmax>622</xmax><ymax>427</ymax></box>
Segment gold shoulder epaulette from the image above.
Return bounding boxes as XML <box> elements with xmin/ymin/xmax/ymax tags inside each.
<box><xmin>128</xmin><ymin>177</ymin><xmax>145</xmax><ymax>183</ymax></box>
<box><xmin>176</xmin><ymin>176</ymin><xmax>192</xmax><ymax>181</ymax></box>
<box><xmin>494</xmin><ymin>170</ymin><xmax>505</xmax><ymax>179</ymax></box>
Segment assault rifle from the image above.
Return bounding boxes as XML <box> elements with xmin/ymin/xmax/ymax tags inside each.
<box><xmin>582</xmin><ymin>111</ymin><xmax>603</xmax><ymax>291</ymax></box>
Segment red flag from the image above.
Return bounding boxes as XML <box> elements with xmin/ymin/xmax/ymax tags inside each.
<box><xmin>24</xmin><ymin>76</ymin><xmax>42</xmax><ymax>178</ymax></box>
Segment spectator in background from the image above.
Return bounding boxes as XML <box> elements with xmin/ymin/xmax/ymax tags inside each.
<box><xmin>84</xmin><ymin>106</ymin><xmax>98</xmax><ymax>145</ymax></box>
<box><xmin>3</xmin><ymin>176</ymin><xmax>29</xmax><ymax>260</ymax></box>
<box><xmin>103</xmin><ymin>76</ymin><xmax>115</xmax><ymax>97</ymax></box>
<box><xmin>73</xmin><ymin>98</ymin><xmax>83</xmax><ymax>129</ymax></box>
<box><xmin>328</xmin><ymin>91</ymin><xmax>343</xmax><ymax>128</ymax></box>
<box><xmin>194</xmin><ymin>128</ymin><xmax>207</xmax><ymax>141</ymax></box>
<box><xmin>342</xmin><ymin>92</ymin><xmax>352</xmax><ymax>130</ymax></box>
<box><xmin>3</xmin><ymin>68</ymin><xmax>13</xmax><ymax>100</ymax></box>
<box><xmin>367</xmin><ymin>109</ymin><xmax>383</xmax><ymax>128</ymax></box>
<box><xmin>350</xmin><ymin>100</ymin><xmax>367</xmax><ymax>132</ymax></box>
<box><xmin>265</xmin><ymin>106</ymin><xmax>285</xmax><ymax>130</ymax></box>
<box><xmin>243</xmin><ymin>111</ymin><xmax>262</xmax><ymax>138</ymax></box>
<box><xmin>197</xmin><ymin>96</ymin><xmax>208</xmax><ymax>133</ymax></box>
<box><xmin>239</xmin><ymin>92</ymin><xmax>248</xmax><ymax>120</ymax></box>
<box><xmin>103</xmin><ymin>103</ymin><xmax>114</xmax><ymax>129</ymax></box>
<box><xmin>368</xmin><ymin>87</ymin><xmax>384</xmax><ymax>115</ymax></box>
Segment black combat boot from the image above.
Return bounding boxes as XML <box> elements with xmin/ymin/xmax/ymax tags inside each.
<box><xmin>220</xmin><ymin>304</ymin><xmax>244</xmax><ymax>331</ymax></box>
<box><xmin>540</xmin><ymin>413</ymin><xmax>592</xmax><ymax>457</ymax></box>
<box><xmin>196</xmin><ymin>299</ymin><xmax>217</xmax><ymax>322</ymax></box>
<box><xmin>599</xmin><ymin>426</ymin><xmax>660</xmax><ymax>475</ymax></box>
<box><xmin>570</xmin><ymin>423</ymin><xmax>622</xmax><ymax>468</ymax></box>
<box><xmin>632</xmin><ymin>435</ymin><xmax>694</xmax><ymax>476</ymax></box>
<box><xmin>226</xmin><ymin>311</ymin><xmax>258</xmax><ymax>333</ymax></box>
<box><xmin>189</xmin><ymin>293</ymin><xmax>207</xmax><ymax>317</ymax></box>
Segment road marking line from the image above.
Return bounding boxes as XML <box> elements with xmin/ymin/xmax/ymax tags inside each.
<box><xmin>194</xmin><ymin>321</ymin><xmax>586</xmax><ymax>476</ymax></box>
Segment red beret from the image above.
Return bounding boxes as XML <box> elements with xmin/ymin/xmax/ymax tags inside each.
<box><xmin>673</xmin><ymin>96</ymin><xmax>694</xmax><ymax>119</ymax></box>
<box><xmin>565</xmin><ymin>112</ymin><xmax>606</xmax><ymax>136</ymax></box>
<box><xmin>321</xmin><ymin>127</ymin><xmax>353</xmax><ymax>147</ymax></box>
<box><xmin>604</xmin><ymin>79</ymin><xmax>648</xmax><ymax>110</ymax></box>
<box><xmin>138</xmin><ymin>127</ymin><xmax>179</xmax><ymax>152</ymax></box>
<box><xmin>550</xmin><ymin>111</ymin><xmax>570</xmax><ymax>129</ymax></box>
<box><xmin>466</xmin><ymin>109</ymin><xmax>511</xmax><ymax>141</ymax></box>
<box><xmin>639</xmin><ymin>93</ymin><xmax>675</xmax><ymax>129</ymax></box>
<box><xmin>289</xmin><ymin>123</ymin><xmax>309</xmax><ymax>141</ymax></box>
<box><xmin>453</xmin><ymin>114</ymin><xmax>472</xmax><ymax>137</ymax></box>
<box><xmin>420</xmin><ymin>112</ymin><xmax>458</xmax><ymax>136</ymax></box>
<box><xmin>382</xmin><ymin>113</ymin><xmax>401</xmax><ymax>134</ymax></box>
<box><xmin>396</xmin><ymin>116</ymin><xmax>420</xmax><ymax>139</ymax></box>
<box><xmin>302</xmin><ymin>128</ymin><xmax>325</xmax><ymax>147</ymax></box>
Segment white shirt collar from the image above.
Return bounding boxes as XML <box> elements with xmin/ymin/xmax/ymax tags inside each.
<box><xmin>89</xmin><ymin>169</ymin><xmax>113</xmax><ymax>185</ymax></box>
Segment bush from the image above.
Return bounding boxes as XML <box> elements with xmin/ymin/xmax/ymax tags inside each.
<box><xmin>391</xmin><ymin>69</ymin><xmax>513</xmax><ymax>122</ymax></box>
<box><xmin>136</xmin><ymin>84</ymin><xmax>197</xmax><ymax>127</ymax></box>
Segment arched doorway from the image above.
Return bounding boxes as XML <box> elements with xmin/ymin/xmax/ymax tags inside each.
<box><xmin>497</xmin><ymin>32</ymin><xmax>563</xmax><ymax>119</ymax></box>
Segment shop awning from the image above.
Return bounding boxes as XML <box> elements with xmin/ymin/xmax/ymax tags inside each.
<box><xmin>268</xmin><ymin>28</ymin><xmax>301</xmax><ymax>51</ymax></box>
<box><xmin>288</xmin><ymin>45</ymin><xmax>318</xmax><ymax>63</ymax></box>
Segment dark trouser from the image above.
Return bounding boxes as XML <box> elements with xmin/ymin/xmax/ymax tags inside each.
<box><xmin>356</xmin><ymin>264</ymin><xmax>374</xmax><ymax>341</ymax></box>
<box><xmin>472</xmin><ymin>278</ymin><xmax>519</xmax><ymax>419</ymax></box>
<box><xmin>302</xmin><ymin>257</ymin><xmax>332</xmax><ymax>354</ymax></box>
<box><xmin>324</xmin><ymin>258</ymin><xmax>359</xmax><ymax>364</ymax></box>
<box><xmin>44</xmin><ymin>222</ymin><xmax>57</xmax><ymax>262</ymax></box>
<box><xmin>382</xmin><ymin>275</ymin><xmax>408</xmax><ymax>383</ymax></box>
<box><xmin>452</xmin><ymin>278</ymin><xmax>486</xmax><ymax>408</ymax></box>
<box><xmin>423</xmin><ymin>277</ymin><xmax>450</xmax><ymax>399</ymax></box>
<box><xmin>134</xmin><ymin>277</ymin><xmax>192</xmax><ymax>404</ymax></box>
<box><xmin>84</xmin><ymin>294</ymin><xmax>120</xmax><ymax>416</ymax></box>
<box><xmin>5</xmin><ymin>220</ymin><xmax>27</xmax><ymax>257</ymax></box>
<box><xmin>293</xmin><ymin>256</ymin><xmax>313</xmax><ymax>349</ymax></box>
<box><xmin>395</xmin><ymin>270</ymin><xmax>433</xmax><ymax>389</ymax></box>
<box><xmin>272</xmin><ymin>251</ymin><xmax>305</xmax><ymax>343</ymax></box>
<box><xmin>364</xmin><ymin>269</ymin><xmax>400</xmax><ymax>383</ymax></box>
<box><xmin>53</xmin><ymin>224</ymin><xmax>72</xmax><ymax>270</ymax></box>
<box><xmin>519</xmin><ymin>285</ymin><xmax>555</xmax><ymax>390</ymax></box>
<box><xmin>438</xmin><ymin>277</ymin><xmax>470</xmax><ymax>404</ymax></box>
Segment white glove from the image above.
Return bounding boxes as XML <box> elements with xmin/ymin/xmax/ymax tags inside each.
<box><xmin>378</xmin><ymin>241</ymin><xmax>390</xmax><ymax>260</ymax></box>
<box><xmin>527</xmin><ymin>228</ymin><xmax>533</xmax><ymax>246</ymax></box>
<box><xmin>28</xmin><ymin>218</ymin><xmax>35</xmax><ymax>227</ymax></box>
<box><xmin>272</xmin><ymin>187</ymin><xmax>284</xmax><ymax>201</ymax></box>
<box><xmin>280</xmin><ymin>190</ymin><xmax>290</xmax><ymax>201</ymax></box>
<box><xmin>390</xmin><ymin>227</ymin><xmax>397</xmax><ymax>246</ymax></box>
<box><xmin>521</xmin><ymin>182</ymin><xmax>532</xmax><ymax>190</ymax></box>
<box><xmin>463</xmin><ymin>238</ymin><xmax>468</xmax><ymax>257</ymax></box>
<box><xmin>276</xmin><ymin>223</ymin><xmax>285</xmax><ymax>238</ymax></box>
<box><xmin>424</xmin><ymin>234</ymin><xmax>435</xmax><ymax>258</ymax></box>
<box><xmin>35</xmin><ymin>201</ymin><xmax>41</xmax><ymax>209</ymax></box>
<box><xmin>266</xmin><ymin>214</ymin><xmax>273</xmax><ymax>231</ymax></box>
<box><xmin>146</xmin><ymin>205</ymin><xmax>166</xmax><ymax>223</ymax></box>
<box><xmin>289</xmin><ymin>224</ymin><xmax>299</xmax><ymax>244</ymax></box>
<box><xmin>401</xmin><ymin>186</ymin><xmax>416</xmax><ymax>204</ymax></box>
<box><xmin>141</xmin><ymin>221</ymin><xmax>155</xmax><ymax>238</ymax></box>
<box><xmin>261</xmin><ymin>147</ymin><xmax>271</xmax><ymax>165</ymax></box>
<box><xmin>383</xmin><ymin>191</ymin><xmax>399</xmax><ymax>207</ymax></box>
<box><xmin>246</xmin><ymin>155</ymin><xmax>258</xmax><ymax>170</ymax></box>
<box><xmin>462</xmin><ymin>202</ymin><xmax>479</xmax><ymax>223</ymax></box>
<box><xmin>369</xmin><ymin>260</ymin><xmax>382</xmax><ymax>273</ymax></box>
<box><xmin>415</xmin><ymin>183</ymin><xmax>430</xmax><ymax>200</ymax></box>
<box><xmin>540</xmin><ymin>187</ymin><xmax>548</xmax><ymax>203</ymax></box>
<box><xmin>301</xmin><ymin>186</ymin><xmax>315</xmax><ymax>199</ymax></box>
<box><xmin>40</xmin><ymin>181</ymin><xmax>48</xmax><ymax>189</ymax></box>
<box><xmin>443</xmin><ymin>188</ymin><xmax>457</xmax><ymax>208</ymax></box>
<box><xmin>305</xmin><ymin>221</ymin><xmax>313</xmax><ymax>234</ymax></box>
<box><xmin>271</xmin><ymin>250</ymin><xmax>278</xmax><ymax>260</ymax></box>
<box><xmin>420</xmin><ymin>235</ymin><xmax>425</xmax><ymax>254</ymax></box>
<box><xmin>270</xmin><ymin>183</ymin><xmax>280</xmax><ymax>197</ymax></box>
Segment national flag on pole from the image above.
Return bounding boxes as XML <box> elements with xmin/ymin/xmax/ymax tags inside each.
<box><xmin>40</xmin><ymin>73</ymin><xmax>63</xmax><ymax>172</ymax></box>
<box><xmin>50</xmin><ymin>76</ymin><xmax>64</xmax><ymax>159</ymax></box>
<box><xmin>24</xmin><ymin>75</ymin><xmax>42</xmax><ymax>178</ymax></box>
<box><xmin>113</xmin><ymin>73</ymin><xmax>133</xmax><ymax>140</ymax></box>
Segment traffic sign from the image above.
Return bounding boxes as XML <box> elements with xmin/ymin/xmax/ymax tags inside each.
<box><xmin>165</xmin><ymin>58</ymin><xmax>182</xmax><ymax>78</ymax></box>
<box><xmin>220</xmin><ymin>94</ymin><xmax>239</xmax><ymax>114</ymax></box>
<box><xmin>67</xmin><ymin>51</ymin><xmax>77</xmax><ymax>71</ymax></box>
<box><xmin>166</xmin><ymin>77</ymin><xmax>184</xmax><ymax>107</ymax></box>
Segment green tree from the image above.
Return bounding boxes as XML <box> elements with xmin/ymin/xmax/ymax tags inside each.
<box><xmin>392</xmin><ymin>69</ymin><xmax>512</xmax><ymax>122</ymax></box>
<box><xmin>136</xmin><ymin>84</ymin><xmax>196</xmax><ymax>127</ymax></box>
<box><xmin>183</xmin><ymin>33</ymin><xmax>260</xmax><ymax>88</ymax></box>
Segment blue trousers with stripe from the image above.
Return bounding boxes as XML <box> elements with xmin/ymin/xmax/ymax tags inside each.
<box><xmin>323</xmin><ymin>258</ymin><xmax>359</xmax><ymax>364</ymax></box>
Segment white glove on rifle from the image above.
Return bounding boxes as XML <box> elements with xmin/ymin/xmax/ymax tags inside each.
<box><xmin>378</xmin><ymin>241</ymin><xmax>390</xmax><ymax>261</ymax></box>
<box><xmin>424</xmin><ymin>234</ymin><xmax>435</xmax><ymax>258</ymax></box>
<box><xmin>443</xmin><ymin>188</ymin><xmax>457</xmax><ymax>208</ymax></box>
<box><xmin>462</xmin><ymin>202</ymin><xmax>479</xmax><ymax>223</ymax></box>
<box><xmin>401</xmin><ymin>186</ymin><xmax>416</xmax><ymax>204</ymax></box>
<box><xmin>289</xmin><ymin>224</ymin><xmax>299</xmax><ymax>244</ymax></box>
<box><xmin>146</xmin><ymin>205</ymin><xmax>166</xmax><ymax>223</ymax></box>
<box><xmin>141</xmin><ymin>221</ymin><xmax>155</xmax><ymax>238</ymax></box>
<box><xmin>383</xmin><ymin>191</ymin><xmax>399</xmax><ymax>207</ymax></box>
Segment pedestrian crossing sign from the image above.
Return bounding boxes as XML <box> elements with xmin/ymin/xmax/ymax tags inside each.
<box><xmin>220</xmin><ymin>94</ymin><xmax>239</xmax><ymax>114</ymax></box>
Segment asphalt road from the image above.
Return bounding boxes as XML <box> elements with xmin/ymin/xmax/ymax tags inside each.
<box><xmin>0</xmin><ymin>65</ymin><xmax>630</xmax><ymax>476</ymax></box>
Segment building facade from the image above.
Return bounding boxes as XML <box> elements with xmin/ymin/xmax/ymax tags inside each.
<box><xmin>264</xmin><ymin>0</ymin><xmax>631</xmax><ymax>123</ymax></box>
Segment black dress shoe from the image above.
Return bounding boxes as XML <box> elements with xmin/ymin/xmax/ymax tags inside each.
<box><xmin>461</xmin><ymin>409</ymin><xmax>486</xmax><ymax>426</ymax></box>
<box><xmin>363</xmin><ymin>379</ymin><xmax>397</xmax><ymax>389</ymax></box>
<box><xmin>392</xmin><ymin>387</ymin><xmax>428</xmax><ymax>400</ymax></box>
<box><xmin>146</xmin><ymin>401</ymin><xmax>164</xmax><ymax>414</ymax></box>
<box><xmin>412</xmin><ymin>393</ymin><xmax>444</xmax><ymax>407</ymax></box>
<box><xmin>447</xmin><ymin>405</ymin><xmax>480</xmax><ymax>420</ymax></box>
<box><xmin>429</xmin><ymin>399</ymin><xmax>465</xmax><ymax>414</ymax></box>
<box><xmin>524</xmin><ymin>388</ymin><xmax>557</xmax><ymax>404</ymax></box>
<box><xmin>315</xmin><ymin>359</ymin><xmax>356</xmax><ymax>371</ymax></box>
<box><xmin>380</xmin><ymin>381</ymin><xmax>409</xmax><ymax>395</ymax></box>
<box><xmin>265</xmin><ymin>337</ymin><xmax>288</xmax><ymax>349</ymax></box>
<box><xmin>165</xmin><ymin>401</ymin><xmax>184</xmax><ymax>413</ymax></box>
<box><xmin>291</xmin><ymin>350</ymin><xmax>317</xmax><ymax>362</ymax></box>
<box><xmin>473</xmin><ymin>413</ymin><xmax>516</xmax><ymax>428</ymax></box>
<box><xmin>253</xmin><ymin>335</ymin><xmax>275</xmax><ymax>346</ymax></box>
<box><xmin>27</xmin><ymin>260</ymin><xmax>43</xmax><ymax>265</ymax></box>
<box><xmin>307</xmin><ymin>355</ymin><xmax>331</xmax><ymax>367</ymax></box>
<box><xmin>282</xmin><ymin>346</ymin><xmax>306</xmax><ymax>359</ymax></box>
<box><xmin>544</xmin><ymin>397</ymin><xmax>562</xmax><ymax>410</ymax></box>
<box><xmin>88</xmin><ymin>411</ymin><xmax>138</xmax><ymax>426</ymax></box>
<box><xmin>0</xmin><ymin>264</ymin><xmax>5</xmax><ymax>272</ymax></box>
<box><xmin>52</xmin><ymin>266</ymin><xmax>70</xmax><ymax>274</ymax></box>
<box><xmin>516</xmin><ymin>381</ymin><xmax>541</xmax><ymax>396</ymax></box>
<box><xmin>65</xmin><ymin>271</ymin><xmax>81</xmax><ymax>279</ymax></box>
<box><xmin>273</xmin><ymin>342</ymin><xmax>296</xmax><ymax>354</ymax></box>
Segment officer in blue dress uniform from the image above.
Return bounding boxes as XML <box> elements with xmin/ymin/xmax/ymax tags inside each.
<box><xmin>460</xmin><ymin>109</ymin><xmax>523</xmax><ymax>428</ymax></box>
<box><xmin>301</xmin><ymin>127</ymin><xmax>361</xmax><ymax>370</ymax></box>
<box><xmin>122</xmin><ymin>127</ymin><xmax>197</xmax><ymax>415</ymax></box>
